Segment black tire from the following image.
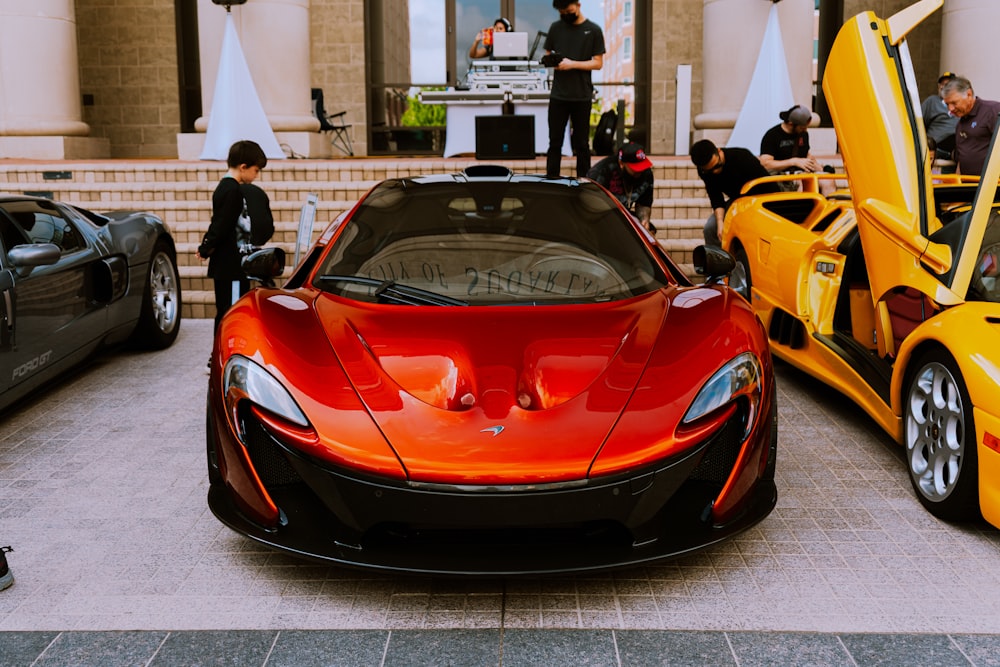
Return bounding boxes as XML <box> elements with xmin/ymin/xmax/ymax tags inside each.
<box><xmin>132</xmin><ymin>238</ymin><xmax>181</xmax><ymax>349</ymax></box>
<box><xmin>729</xmin><ymin>245</ymin><xmax>752</xmax><ymax>302</ymax></box>
<box><xmin>903</xmin><ymin>348</ymin><xmax>981</xmax><ymax>521</ymax></box>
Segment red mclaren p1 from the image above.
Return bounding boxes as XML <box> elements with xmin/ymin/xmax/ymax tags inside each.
<box><xmin>205</xmin><ymin>165</ymin><xmax>777</xmax><ymax>575</ymax></box>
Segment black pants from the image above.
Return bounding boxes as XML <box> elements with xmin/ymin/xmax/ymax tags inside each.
<box><xmin>547</xmin><ymin>98</ymin><xmax>592</xmax><ymax>178</ymax></box>
<box><xmin>213</xmin><ymin>277</ymin><xmax>250</xmax><ymax>331</ymax></box>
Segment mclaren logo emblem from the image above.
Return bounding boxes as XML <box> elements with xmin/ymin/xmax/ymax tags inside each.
<box><xmin>480</xmin><ymin>425</ymin><xmax>504</xmax><ymax>436</ymax></box>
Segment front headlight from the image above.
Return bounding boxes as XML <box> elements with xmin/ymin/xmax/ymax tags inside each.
<box><xmin>682</xmin><ymin>352</ymin><xmax>762</xmax><ymax>434</ymax></box>
<box><xmin>223</xmin><ymin>355</ymin><xmax>309</xmax><ymax>434</ymax></box>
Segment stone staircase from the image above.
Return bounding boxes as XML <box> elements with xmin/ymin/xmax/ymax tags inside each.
<box><xmin>0</xmin><ymin>156</ymin><xmax>726</xmax><ymax>320</ymax></box>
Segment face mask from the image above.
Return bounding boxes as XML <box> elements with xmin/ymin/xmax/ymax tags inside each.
<box><xmin>560</xmin><ymin>12</ymin><xmax>578</xmax><ymax>24</ymax></box>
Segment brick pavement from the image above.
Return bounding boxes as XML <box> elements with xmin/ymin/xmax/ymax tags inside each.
<box><xmin>2</xmin><ymin>318</ymin><xmax>1000</xmax><ymax>664</ymax></box>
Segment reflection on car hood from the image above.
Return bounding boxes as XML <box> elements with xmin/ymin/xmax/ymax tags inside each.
<box><xmin>314</xmin><ymin>292</ymin><xmax>672</xmax><ymax>482</ymax></box>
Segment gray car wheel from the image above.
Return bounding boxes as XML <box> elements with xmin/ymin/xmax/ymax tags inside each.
<box><xmin>729</xmin><ymin>246</ymin><xmax>752</xmax><ymax>301</ymax></box>
<box><xmin>132</xmin><ymin>239</ymin><xmax>181</xmax><ymax>349</ymax></box>
<box><xmin>903</xmin><ymin>349</ymin><xmax>980</xmax><ymax>521</ymax></box>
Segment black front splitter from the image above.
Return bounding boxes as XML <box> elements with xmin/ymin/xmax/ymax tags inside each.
<box><xmin>207</xmin><ymin>479</ymin><xmax>777</xmax><ymax>577</ymax></box>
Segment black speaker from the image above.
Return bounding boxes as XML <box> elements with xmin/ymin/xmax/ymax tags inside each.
<box><xmin>475</xmin><ymin>115</ymin><xmax>535</xmax><ymax>160</ymax></box>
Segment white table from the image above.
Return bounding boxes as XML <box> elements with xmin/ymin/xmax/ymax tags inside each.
<box><xmin>421</xmin><ymin>90</ymin><xmax>572</xmax><ymax>158</ymax></box>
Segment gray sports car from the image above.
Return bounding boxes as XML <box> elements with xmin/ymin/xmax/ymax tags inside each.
<box><xmin>1</xmin><ymin>195</ymin><xmax>181</xmax><ymax>412</ymax></box>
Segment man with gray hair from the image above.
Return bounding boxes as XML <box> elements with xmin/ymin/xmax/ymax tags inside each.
<box><xmin>941</xmin><ymin>75</ymin><xmax>1000</xmax><ymax>176</ymax></box>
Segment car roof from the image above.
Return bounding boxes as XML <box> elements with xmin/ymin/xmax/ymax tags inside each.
<box><xmin>404</xmin><ymin>165</ymin><xmax>582</xmax><ymax>188</ymax></box>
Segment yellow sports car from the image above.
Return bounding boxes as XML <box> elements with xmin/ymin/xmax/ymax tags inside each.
<box><xmin>721</xmin><ymin>0</ymin><xmax>1000</xmax><ymax>528</ymax></box>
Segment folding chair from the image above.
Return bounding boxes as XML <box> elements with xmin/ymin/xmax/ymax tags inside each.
<box><xmin>311</xmin><ymin>88</ymin><xmax>354</xmax><ymax>156</ymax></box>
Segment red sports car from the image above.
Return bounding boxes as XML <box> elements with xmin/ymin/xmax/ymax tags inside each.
<box><xmin>206</xmin><ymin>165</ymin><xmax>777</xmax><ymax>575</ymax></box>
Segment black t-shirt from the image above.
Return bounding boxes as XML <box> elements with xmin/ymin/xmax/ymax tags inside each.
<box><xmin>199</xmin><ymin>176</ymin><xmax>244</xmax><ymax>280</ymax></box>
<box><xmin>543</xmin><ymin>19</ymin><xmax>606</xmax><ymax>101</ymax></box>
<box><xmin>760</xmin><ymin>124</ymin><xmax>810</xmax><ymax>163</ymax></box>
<box><xmin>587</xmin><ymin>157</ymin><xmax>654</xmax><ymax>209</ymax></box>
<box><xmin>699</xmin><ymin>147</ymin><xmax>779</xmax><ymax>211</ymax></box>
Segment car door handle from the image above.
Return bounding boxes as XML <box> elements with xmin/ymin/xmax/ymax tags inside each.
<box><xmin>0</xmin><ymin>287</ymin><xmax>12</xmax><ymax>350</ymax></box>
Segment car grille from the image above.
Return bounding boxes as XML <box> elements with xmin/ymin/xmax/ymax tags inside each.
<box><xmin>365</xmin><ymin>521</ymin><xmax>633</xmax><ymax>549</ymax></box>
<box><xmin>689</xmin><ymin>407</ymin><xmax>746</xmax><ymax>484</ymax></box>
<box><xmin>242</xmin><ymin>415</ymin><xmax>303</xmax><ymax>488</ymax></box>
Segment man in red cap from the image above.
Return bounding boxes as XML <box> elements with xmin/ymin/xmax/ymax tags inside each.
<box><xmin>586</xmin><ymin>142</ymin><xmax>655</xmax><ymax>233</ymax></box>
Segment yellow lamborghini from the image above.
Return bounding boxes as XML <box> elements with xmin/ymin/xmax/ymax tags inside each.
<box><xmin>721</xmin><ymin>0</ymin><xmax>1000</xmax><ymax>528</ymax></box>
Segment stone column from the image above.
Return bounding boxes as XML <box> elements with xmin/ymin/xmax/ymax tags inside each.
<box><xmin>941</xmin><ymin>0</ymin><xmax>1000</xmax><ymax>100</ymax></box>
<box><xmin>179</xmin><ymin>0</ymin><xmax>323</xmax><ymax>159</ymax></box>
<box><xmin>0</xmin><ymin>0</ymin><xmax>108</xmax><ymax>158</ymax></box>
<box><xmin>695</xmin><ymin>0</ymin><xmax>815</xmax><ymax>141</ymax></box>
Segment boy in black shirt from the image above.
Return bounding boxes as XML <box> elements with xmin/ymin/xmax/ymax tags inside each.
<box><xmin>543</xmin><ymin>1</ymin><xmax>605</xmax><ymax>178</ymax></box>
<box><xmin>196</xmin><ymin>140</ymin><xmax>270</xmax><ymax>332</ymax></box>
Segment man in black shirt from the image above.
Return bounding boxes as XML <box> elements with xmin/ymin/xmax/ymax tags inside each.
<box><xmin>543</xmin><ymin>1</ymin><xmax>605</xmax><ymax>178</ymax></box>
<box><xmin>587</xmin><ymin>142</ymin><xmax>655</xmax><ymax>232</ymax></box>
<box><xmin>690</xmin><ymin>139</ymin><xmax>780</xmax><ymax>247</ymax></box>
<box><xmin>759</xmin><ymin>105</ymin><xmax>833</xmax><ymax>195</ymax></box>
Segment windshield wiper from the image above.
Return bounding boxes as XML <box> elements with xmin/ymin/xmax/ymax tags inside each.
<box><xmin>316</xmin><ymin>275</ymin><xmax>468</xmax><ymax>306</ymax></box>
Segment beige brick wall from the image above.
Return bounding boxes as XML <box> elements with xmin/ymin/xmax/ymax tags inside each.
<box><xmin>651</xmin><ymin>0</ymin><xmax>704</xmax><ymax>156</ymax></box>
<box><xmin>309</xmin><ymin>0</ymin><xmax>369</xmax><ymax>155</ymax></box>
<box><xmin>76</xmin><ymin>0</ymin><xmax>181</xmax><ymax>159</ymax></box>
<box><xmin>67</xmin><ymin>0</ymin><xmax>946</xmax><ymax>160</ymax></box>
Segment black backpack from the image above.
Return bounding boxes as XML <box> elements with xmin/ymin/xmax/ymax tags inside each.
<box><xmin>592</xmin><ymin>109</ymin><xmax>617</xmax><ymax>156</ymax></box>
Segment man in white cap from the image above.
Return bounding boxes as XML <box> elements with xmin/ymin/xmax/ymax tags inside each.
<box><xmin>587</xmin><ymin>142</ymin><xmax>655</xmax><ymax>232</ymax></box>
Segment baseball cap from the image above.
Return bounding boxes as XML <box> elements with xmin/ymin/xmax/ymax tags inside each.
<box><xmin>619</xmin><ymin>143</ymin><xmax>652</xmax><ymax>171</ymax></box>
<box><xmin>779</xmin><ymin>105</ymin><xmax>813</xmax><ymax>127</ymax></box>
<box><xmin>939</xmin><ymin>71</ymin><xmax>955</xmax><ymax>83</ymax></box>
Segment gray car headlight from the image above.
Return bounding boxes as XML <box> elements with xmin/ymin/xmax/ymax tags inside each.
<box><xmin>682</xmin><ymin>352</ymin><xmax>762</xmax><ymax>433</ymax></box>
<box><xmin>223</xmin><ymin>355</ymin><xmax>309</xmax><ymax>431</ymax></box>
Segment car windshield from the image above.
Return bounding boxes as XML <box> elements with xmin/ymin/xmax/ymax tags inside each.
<box><xmin>313</xmin><ymin>179</ymin><xmax>670</xmax><ymax>305</ymax></box>
<box><xmin>967</xmin><ymin>208</ymin><xmax>1000</xmax><ymax>303</ymax></box>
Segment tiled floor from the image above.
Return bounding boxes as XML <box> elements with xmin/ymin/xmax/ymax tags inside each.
<box><xmin>2</xmin><ymin>319</ymin><xmax>1000</xmax><ymax>665</ymax></box>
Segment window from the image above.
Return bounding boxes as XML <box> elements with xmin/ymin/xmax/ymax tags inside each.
<box><xmin>0</xmin><ymin>201</ymin><xmax>83</xmax><ymax>253</ymax></box>
<box><xmin>0</xmin><ymin>215</ymin><xmax>30</xmax><ymax>257</ymax></box>
<box><xmin>623</xmin><ymin>36</ymin><xmax>632</xmax><ymax>63</ymax></box>
<box><xmin>624</xmin><ymin>2</ymin><xmax>632</xmax><ymax>26</ymax></box>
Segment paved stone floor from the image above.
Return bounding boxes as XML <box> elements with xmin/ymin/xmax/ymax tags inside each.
<box><xmin>2</xmin><ymin>319</ymin><xmax>1000</xmax><ymax>665</ymax></box>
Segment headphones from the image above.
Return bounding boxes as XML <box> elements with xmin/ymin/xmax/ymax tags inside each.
<box><xmin>495</xmin><ymin>17</ymin><xmax>512</xmax><ymax>31</ymax></box>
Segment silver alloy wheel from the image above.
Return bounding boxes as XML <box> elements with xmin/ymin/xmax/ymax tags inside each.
<box><xmin>905</xmin><ymin>360</ymin><xmax>965</xmax><ymax>503</ymax></box>
<box><xmin>150</xmin><ymin>250</ymin><xmax>180</xmax><ymax>334</ymax></box>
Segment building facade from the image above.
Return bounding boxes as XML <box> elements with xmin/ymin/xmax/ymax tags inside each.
<box><xmin>0</xmin><ymin>0</ymin><xmax>996</xmax><ymax>161</ymax></box>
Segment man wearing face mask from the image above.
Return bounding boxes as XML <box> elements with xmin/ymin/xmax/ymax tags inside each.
<box><xmin>543</xmin><ymin>1</ymin><xmax>605</xmax><ymax>178</ymax></box>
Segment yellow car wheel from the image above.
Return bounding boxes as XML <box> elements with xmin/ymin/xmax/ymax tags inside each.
<box><xmin>903</xmin><ymin>349</ymin><xmax>981</xmax><ymax>521</ymax></box>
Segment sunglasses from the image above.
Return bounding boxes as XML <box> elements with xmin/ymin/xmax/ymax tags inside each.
<box><xmin>698</xmin><ymin>153</ymin><xmax>725</xmax><ymax>175</ymax></box>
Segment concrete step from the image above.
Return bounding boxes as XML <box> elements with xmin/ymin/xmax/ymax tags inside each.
<box><xmin>4</xmin><ymin>155</ymin><xmax>835</xmax><ymax>319</ymax></box>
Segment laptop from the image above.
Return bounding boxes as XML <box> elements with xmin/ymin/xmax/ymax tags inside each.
<box><xmin>491</xmin><ymin>32</ymin><xmax>529</xmax><ymax>59</ymax></box>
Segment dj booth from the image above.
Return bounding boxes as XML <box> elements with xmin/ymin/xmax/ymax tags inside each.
<box><xmin>419</xmin><ymin>32</ymin><xmax>571</xmax><ymax>159</ymax></box>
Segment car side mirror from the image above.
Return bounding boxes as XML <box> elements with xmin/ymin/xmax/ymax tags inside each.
<box><xmin>692</xmin><ymin>245</ymin><xmax>736</xmax><ymax>284</ymax></box>
<box><xmin>241</xmin><ymin>247</ymin><xmax>286</xmax><ymax>287</ymax></box>
<box><xmin>8</xmin><ymin>243</ymin><xmax>61</xmax><ymax>275</ymax></box>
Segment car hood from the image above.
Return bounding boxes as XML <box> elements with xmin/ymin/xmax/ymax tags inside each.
<box><xmin>313</xmin><ymin>291</ymin><xmax>678</xmax><ymax>483</ymax></box>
